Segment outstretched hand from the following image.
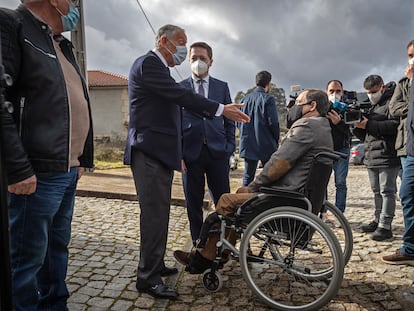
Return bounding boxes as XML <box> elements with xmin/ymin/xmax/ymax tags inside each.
<box><xmin>223</xmin><ymin>103</ymin><xmax>250</xmax><ymax>123</ymax></box>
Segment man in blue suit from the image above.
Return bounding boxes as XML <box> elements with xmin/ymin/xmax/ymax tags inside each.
<box><xmin>238</xmin><ymin>71</ymin><xmax>280</xmax><ymax>186</ymax></box>
<box><xmin>180</xmin><ymin>42</ymin><xmax>235</xmax><ymax>245</ymax></box>
<box><xmin>124</xmin><ymin>25</ymin><xmax>249</xmax><ymax>299</ymax></box>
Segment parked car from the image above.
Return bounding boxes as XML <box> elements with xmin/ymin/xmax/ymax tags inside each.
<box><xmin>351</xmin><ymin>138</ymin><xmax>361</xmax><ymax>147</ymax></box>
<box><xmin>349</xmin><ymin>143</ymin><xmax>364</xmax><ymax>165</ymax></box>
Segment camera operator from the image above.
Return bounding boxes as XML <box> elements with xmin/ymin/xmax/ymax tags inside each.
<box><xmin>353</xmin><ymin>75</ymin><xmax>400</xmax><ymax>241</ymax></box>
<box><xmin>325</xmin><ymin>80</ymin><xmax>352</xmax><ymax>214</ymax></box>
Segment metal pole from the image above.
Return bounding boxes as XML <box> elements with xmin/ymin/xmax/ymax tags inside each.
<box><xmin>71</xmin><ymin>0</ymin><xmax>87</xmax><ymax>83</ymax></box>
<box><xmin>0</xmin><ymin>31</ymin><xmax>14</xmax><ymax>311</ymax></box>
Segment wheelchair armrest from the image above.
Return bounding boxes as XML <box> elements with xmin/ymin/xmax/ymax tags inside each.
<box><xmin>237</xmin><ymin>194</ymin><xmax>261</xmax><ymax>210</ymax></box>
<box><xmin>259</xmin><ymin>186</ymin><xmax>303</xmax><ymax>199</ymax></box>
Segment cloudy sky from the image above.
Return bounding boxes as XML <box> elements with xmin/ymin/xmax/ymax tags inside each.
<box><xmin>3</xmin><ymin>0</ymin><xmax>414</xmax><ymax>100</ymax></box>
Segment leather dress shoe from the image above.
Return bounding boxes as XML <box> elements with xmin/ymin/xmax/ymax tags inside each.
<box><xmin>160</xmin><ymin>266</ymin><xmax>178</xmax><ymax>277</ymax></box>
<box><xmin>136</xmin><ymin>283</ymin><xmax>179</xmax><ymax>299</ymax></box>
<box><xmin>173</xmin><ymin>250</ymin><xmax>194</xmax><ymax>266</ymax></box>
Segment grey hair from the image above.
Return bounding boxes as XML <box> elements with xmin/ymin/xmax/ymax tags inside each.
<box><xmin>155</xmin><ymin>24</ymin><xmax>184</xmax><ymax>48</ymax></box>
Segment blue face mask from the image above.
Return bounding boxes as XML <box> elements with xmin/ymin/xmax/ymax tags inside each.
<box><xmin>172</xmin><ymin>45</ymin><xmax>187</xmax><ymax>65</ymax></box>
<box><xmin>165</xmin><ymin>38</ymin><xmax>187</xmax><ymax>66</ymax></box>
<box><xmin>60</xmin><ymin>2</ymin><xmax>80</xmax><ymax>32</ymax></box>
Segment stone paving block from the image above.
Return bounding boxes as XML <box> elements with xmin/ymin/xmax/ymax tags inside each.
<box><xmin>70</xmin><ymin>292</ymin><xmax>90</xmax><ymax>304</ymax></box>
<box><xmin>86</xmin><ymin>297</ymin><xmax>114</xmax><ymax>308</ymax></box>
<box><xmin>90</xmin><ymin>274</ymin><xmax>111</xmax><ymax>282</ymax></box>
<box><xmin>67</xmin><ymin>302</ymin><xmax>87</xmax><ymax>311</ymax></box>
<box><xmin>133</xmin><ymin>296</ymin><xmax>155</xmax><ymax>309</ymax></box>
<box><xmin>101</xmin><ymin>289</ymin><xmax>122</xmax><ymax>299</ymax></box>
<box><xmin>110</xmin><ymin>299</ymin><xmax>134</xmax><ymax>310</ymax></box>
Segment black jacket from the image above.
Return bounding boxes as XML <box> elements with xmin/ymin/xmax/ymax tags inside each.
<box><xmin>124</xmin><ymin>51</ymin><xmax>218</xmax><ymax>170</ymax></box>
<box><xmin>330</xmin><ymin>119</ymin><xmax>351</xmax><ymax>151</ymax></box>
<box><xmin>0</xmin><ymin>6</ymin><xmax>93</xmax><ymax>184</ymax></box>
<box><xmin>353</xmin><ymin>82</ymin><xmax>400</xmax><ymax>168</ymax></box>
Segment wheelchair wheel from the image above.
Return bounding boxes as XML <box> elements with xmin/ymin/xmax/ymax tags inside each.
<box><xmin>322</xmin><ymin>201</ymin><xmax>353</xmax><ymax>268</ymax></box>
<box><xmin>202</xmin><ymin>269</ymin><xmax>223</xmax><ymax>292</ymax></box>
<box><xmin>239</xmin><ymin>206</ymin><xmax>344</xmax><ymax>311</ymax></box>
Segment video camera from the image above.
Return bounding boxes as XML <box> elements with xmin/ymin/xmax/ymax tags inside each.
<box><xmin>331</xmin><ymin>90</ymin><xmax>371</xmax><ymax>124</ymax></box>
<box><xmin>287</xmin><ymin>85</ymin><xmax>301</xmax><ymax>109</ymax></box>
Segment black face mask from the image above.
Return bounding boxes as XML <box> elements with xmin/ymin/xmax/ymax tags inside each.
<box><xmin>286</xmin><ymin>104</ymin><xmax>304</xmax><ymax>129</ymax></box>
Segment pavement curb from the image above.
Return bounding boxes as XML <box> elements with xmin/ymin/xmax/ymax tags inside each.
<box><xmin>76</xmin><ymin>189</ymin><xmax>188</xmax><ymax>207</ymax></box>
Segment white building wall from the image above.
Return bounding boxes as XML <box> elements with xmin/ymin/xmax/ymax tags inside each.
<box><xmin>89</xmin><ymin>87</ymin><xmax>129</xmax><ymax>142</ymax></box>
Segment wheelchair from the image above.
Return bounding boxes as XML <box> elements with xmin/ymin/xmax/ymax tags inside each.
<box><xmin>196</xmin><ymin>151</ymin><xmax>352</xmax><ymax>311</ymax></box>
<box><xmin>320</xmin><ymin>199</ymin><xmax>353</xmax><ymax>267</ymax></box>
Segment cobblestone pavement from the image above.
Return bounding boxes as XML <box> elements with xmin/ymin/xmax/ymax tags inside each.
<box><xmin>68</xmin><ymin>166</ymin><xmax>414</xmax><ymax>310</ymax></box>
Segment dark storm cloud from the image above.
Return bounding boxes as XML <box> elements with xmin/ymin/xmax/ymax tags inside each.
<box><xmin>2</xmin><ymin>0</ymin><xmax>413</xmax><ymax>99</ymax></box>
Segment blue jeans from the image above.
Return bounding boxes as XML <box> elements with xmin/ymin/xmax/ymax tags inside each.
<box><xmin>242</xmin><ymin>157</ymin><xmax>270</xmax><ymax>186</ymax></box>
<box><xmin>8</xmin><ymin>167</ymin><xmax>79</xmax><ymax>311</ymax></box>
<box><xmin>332</xmin><ymin>147</ymin><xmax>350</xmax><ymax>212</ymax></box>
<box><xmin>400</xmin><ymin>156</ymin><xmax>414</xmax><ymax>256</ymax></box>
<box><xmin>367</xmin><ymin>166</ymin><xmax>400</xmax><ymax>230</ymax></box>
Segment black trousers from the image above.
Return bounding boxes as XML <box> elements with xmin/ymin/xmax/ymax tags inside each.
<box><xmin>182</xmin><ymin>145</ymin><xmax>230</xmax><ymax>243</ymax></box>
<box><xmin>130</xmin><ymin>149</ymin><xmax>173</xmax><ymax>286</ymax></box>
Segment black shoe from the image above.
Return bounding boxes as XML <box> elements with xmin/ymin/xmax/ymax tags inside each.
<box><xmin>160</xmin><ymin>266</ymin><xmax>178</xmax><ymax>277</ymax></box>
<box><xmin>136</xmin><ymin>283</ymin><xmax>179</xmax><ymax>299</ymax></box>
<box><xmin>371</xmin><ymin>228</ymin><xmax>393</xmax><ymax>241</ymax></box>
<box><xmin>186</xmin><ymin>251</ymin><xmax>213</xmax><ymax>274</ymax></box>
<box><xmin>361</xmin><ymin>221</ymin><xmax>378</xmax><ymax>233</ymax></box>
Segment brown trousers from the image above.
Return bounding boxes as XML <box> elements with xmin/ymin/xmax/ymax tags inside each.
<box><xmin>199</xmin><ymin>192</ymin><xmax>254</xmax><ymax>260</ymax></box>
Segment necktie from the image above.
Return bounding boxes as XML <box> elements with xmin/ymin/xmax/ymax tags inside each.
<box><xmin>197</xmin><ymin>79</ymin><xmax>205</xmax><ymax>97</ymax></box>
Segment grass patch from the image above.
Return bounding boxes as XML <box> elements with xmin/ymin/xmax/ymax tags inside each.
<box><xmin>94</xmin><ymin>141</ymin><xmax>126</xmax><ymax>170</ymax></box>
<box><xmin>94</xmin><ymin>160</ymin><xmax>126</xmax><ymax>170</ymax></box>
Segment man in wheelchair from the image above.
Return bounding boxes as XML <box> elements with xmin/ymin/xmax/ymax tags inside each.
<box><xmin>174</xmin><ymin>89</ymin><xmax>334</xmax><ymax>273</ymax></box>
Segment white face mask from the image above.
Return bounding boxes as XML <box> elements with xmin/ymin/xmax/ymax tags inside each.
<box><xmin>409</xmin><ymin>57</ymin><xmax>414</xmax><ymax>65</ymax></box>
<box><xmin>328</xmin><ymin>93</ymin><xmax>341</xmax><ymax>103</ymax></box>
<box><xmin>367</xmin><ymin>89</ymin><xmax>382</xmax><ymax>105</ymax></box>
<box><xmin>191</xmin><ymin>59</ymin><xmax>209</xmax><ymax>76</ymax></box>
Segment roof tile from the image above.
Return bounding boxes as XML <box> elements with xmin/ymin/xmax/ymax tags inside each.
<box><xmin>88</xmin><ymin>70</ymin><xmax>128</xmax><ymax>87</ymax></box>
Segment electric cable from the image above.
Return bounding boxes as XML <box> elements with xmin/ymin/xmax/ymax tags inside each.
<box><xmin>135</xmin><ymin>0</ymin><xmax>184</xmax><ymax>80</ymax></box>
